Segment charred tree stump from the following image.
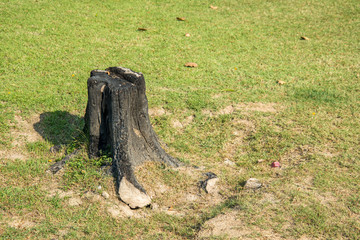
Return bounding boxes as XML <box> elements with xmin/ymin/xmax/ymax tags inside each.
<box><xmin>84</xmin><ymin>67</ymin><xmax>179</xmax><ymax>208</ymax></box>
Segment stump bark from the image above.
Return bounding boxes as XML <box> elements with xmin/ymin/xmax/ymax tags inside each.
<box><xmin>84</xmin><ymin>67</ymin><xmax>179</xmax><ymax>208</ymax></box>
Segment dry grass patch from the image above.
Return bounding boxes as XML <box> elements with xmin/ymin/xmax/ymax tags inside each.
<box><xmin>198</xmin><ymin>209</ymin><xmax>283</xmax><ymax>239</ymax></box>
<box><xmin>135</xmin><ymin>162</ymin><xmax>228</xmax><ymax>216</ymax></box>
<box><xmin>0</xmin><ymin>114</ymin><xmax>43</xmax><ymax>160</ymax></box>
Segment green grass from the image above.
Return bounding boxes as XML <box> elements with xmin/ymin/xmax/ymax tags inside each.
<box><xmin>1</xmin><ymin>0</ymin><xmax>359</xmax><ymax>239</ymax></box>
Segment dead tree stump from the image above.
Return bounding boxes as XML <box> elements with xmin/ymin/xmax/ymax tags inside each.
<box><xmin>84</xmin><ymin>67</ymin><xmax>180</xmax><ymax>208</ymax></box>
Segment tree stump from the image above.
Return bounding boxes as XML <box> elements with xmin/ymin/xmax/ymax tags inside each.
<box><xmin>84</xmin><ymin>67</ymin><xmax>180</xmax><ymax>208</ymax></box>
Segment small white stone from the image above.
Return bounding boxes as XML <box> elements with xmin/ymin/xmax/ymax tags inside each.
<box><xmin>102</xmin><ymin>191</ymin><xmax>110</xmax><ymax>199</ymax></box>
<box><xmin>97</xmin><ymin>185</ymin><xmax>102</xmax><ymax>190</ymax></box>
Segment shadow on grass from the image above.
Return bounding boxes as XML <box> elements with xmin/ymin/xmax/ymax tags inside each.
<box><xmin>33</xmin><ymin>111</ymin><xmax>84</xmax><ymax>146</ymax></box>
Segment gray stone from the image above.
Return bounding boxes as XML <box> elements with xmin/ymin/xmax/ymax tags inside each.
<box><xmin>244</xmin><ymin>178</ymin><xmax>262</xmax><ymax>190</ymax></box>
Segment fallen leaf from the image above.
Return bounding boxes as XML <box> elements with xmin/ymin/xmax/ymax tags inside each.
<box><xmin>210</xmin><ymin>5</ymin><xmax>218</xmax><ymax>9</ymax></box>
<box><xmin>277</xmin><ymin>80</ymin><xmax>286</xmax><ymax>85</ymax></box>
<box><xmin>300</xmin><ymin>36</ymin><xmax>309</xmax><ymax>40</ymax></box>
<box><xmin>185</xmin><ymin>33</ymin><xmax>191</xmax><ymax>37</ymax></box>
<box><xmin>185</xmin><ymin>62</ymin><xmax>198</xmax><ymax>68</ymax></box>
<box><xmin>176</xmin><ymin>17</ymin><xmax>186</xmax><ymax>21</ymax></box>
<box><xmin>137</xmin><ymin>28</ymin><xmax>148</xmax><ymax>31</ymax></box>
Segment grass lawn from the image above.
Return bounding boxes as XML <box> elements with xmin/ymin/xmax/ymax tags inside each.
<box><xmin>0</xmin><ymin>0</ymin><xmax>359</xmax><ymax>239</ymax></box>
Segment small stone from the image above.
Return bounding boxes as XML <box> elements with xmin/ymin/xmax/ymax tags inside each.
<box><xmin>224</xmin><ymin>158</ymin><xmax>235</xmax><ymax>166</ymax></box>
<box><xmin>205</xmin><ymin>178</ymin><xmax>219</xmax><ymax>194</ymax></box>
<box><xmin>97</xmin><ymin>185</ymin><xmax>102</xmax><ymax>190</ymax></box>
<box><xmin>199</xmin><ymin>172</ymin><xmax>219</xmax><ymax>194</ymax></box>
<box><xmin>244</xmin><ymin>178</ymin><xmax>262</xmax><ymax>190</ymax></box>
<box><xmin>102</xmin><ymin>191</ymin><xmax>110</xmax><ymax>199</ymax></box>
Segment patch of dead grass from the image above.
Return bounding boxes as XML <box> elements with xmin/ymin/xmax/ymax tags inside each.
<box><xmin>0</xmin><ymin>114</ymin><xmax>43</xmax><ymax>161</ymax></box>
<box><xmin>197</xmin><ymin>209</ymin><xmax>283</xmax><ymax>239</ymax></box>
<box><xmin>135</xmin><ymin>162</ymin><xmax>226</xmax><ymax>216</ymax></box>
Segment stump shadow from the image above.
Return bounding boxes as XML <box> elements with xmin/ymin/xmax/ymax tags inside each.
<box><xmin>33</xmin><ymin>111</ymin><xmax>84</xmax><ymax>146</ymax></box>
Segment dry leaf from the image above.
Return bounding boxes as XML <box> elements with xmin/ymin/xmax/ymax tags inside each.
<box><xmin>300</xmin><ymin>36</ymin><xmax>309</xmax><ymax>40</ymax></box>
<box><xmin>185</xmin><ymin>33</ymin><xmax>191</xmax><ymax>37</ymax></box>
<box><xmin>137</xmin><ymin>28</ymin><xmax>147</xmax><ymax>31</ymax></box>
<box><xmin>277</xmin><ymin>80</ymin><xmax>286</xmax><ymax>85</ymax></box>
<box><xmin>210</xmin><ymin>5</ymin><xmax>218</xmax><ymax>9</ymax></box>
<box><xmin>176</xmin><ymin>17</ymin><xmax>186</xmax><ymax>21</ymax></box>
<box><xmin>185</xmin><ymin>62</ymin><xmax>198</xmax><ymax>68</ymax></box>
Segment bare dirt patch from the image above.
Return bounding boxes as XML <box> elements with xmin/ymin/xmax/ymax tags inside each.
<box><xmin>235</xmin><ymin>102</ymin><xmax>279</xmax><ymax>113</ymax></box>
<box><xmin>0</xmin><ymin>114</ymin><xmax>43</xmax><ymax>160</ymax></box>
<box><xmin>171</xmin><ymin>115</ymin><xmax>194</xmax><ymax>129</ymax></box>
<box><xmin>197</xmin><ymin>210</ymin><xmax>282</xmax><ymax>239</ymax></box>
<box><xmin>201</xmin><ymin>102</ymin><xmax>281</xmax><ymax>118</ymax></box>
<box><xmin>8</xmin><ymin>216</ymin><xmax>36</xmax><ymax>229</ymax></box>
<box><xmin>135</xmin><ymin>163</ymin><xmax>226</xmax><ymax>216</ymax></box>
<box><xmin>221</xmin><ymin>119</ymin><xmax>255</xmax><ymax>160</ymax></box>
<box><xmin>148</xmin><ymin>107</ymin><xmax>167</xmax><ymax>117</ymax></box>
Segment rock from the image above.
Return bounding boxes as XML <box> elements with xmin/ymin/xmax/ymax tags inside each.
<box><xmin>224</xmin><ymin>158</ymin><xmax>235</xmax><ymax>166</ymax></box>
<box><xmin>199</xmin><ymin>172</ymin><xmax>219</xmax><ymax>194</ymax></box>
<box><xmin>118</xmin><ymin>178</ymin><xmax>151</xmax><ymax>208</ymax></box>
<box><xmin>102</xmin><ymin>191</ymin><xmax>110</xmax><ymax>199</ymax></box>
<box><xmin>97</xmin><ymin>185</ymin><xmax>102</xmax><ymax>190</ymax></box>
<box><xmin>205</xmin><ymin>178</ymin><xmax>219</xmax><ymax>194</ymax></box>
<box><xmin>244</xmin><ymin>178</ymin><xmax>262</xmax><ymax>190</ymax></box>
